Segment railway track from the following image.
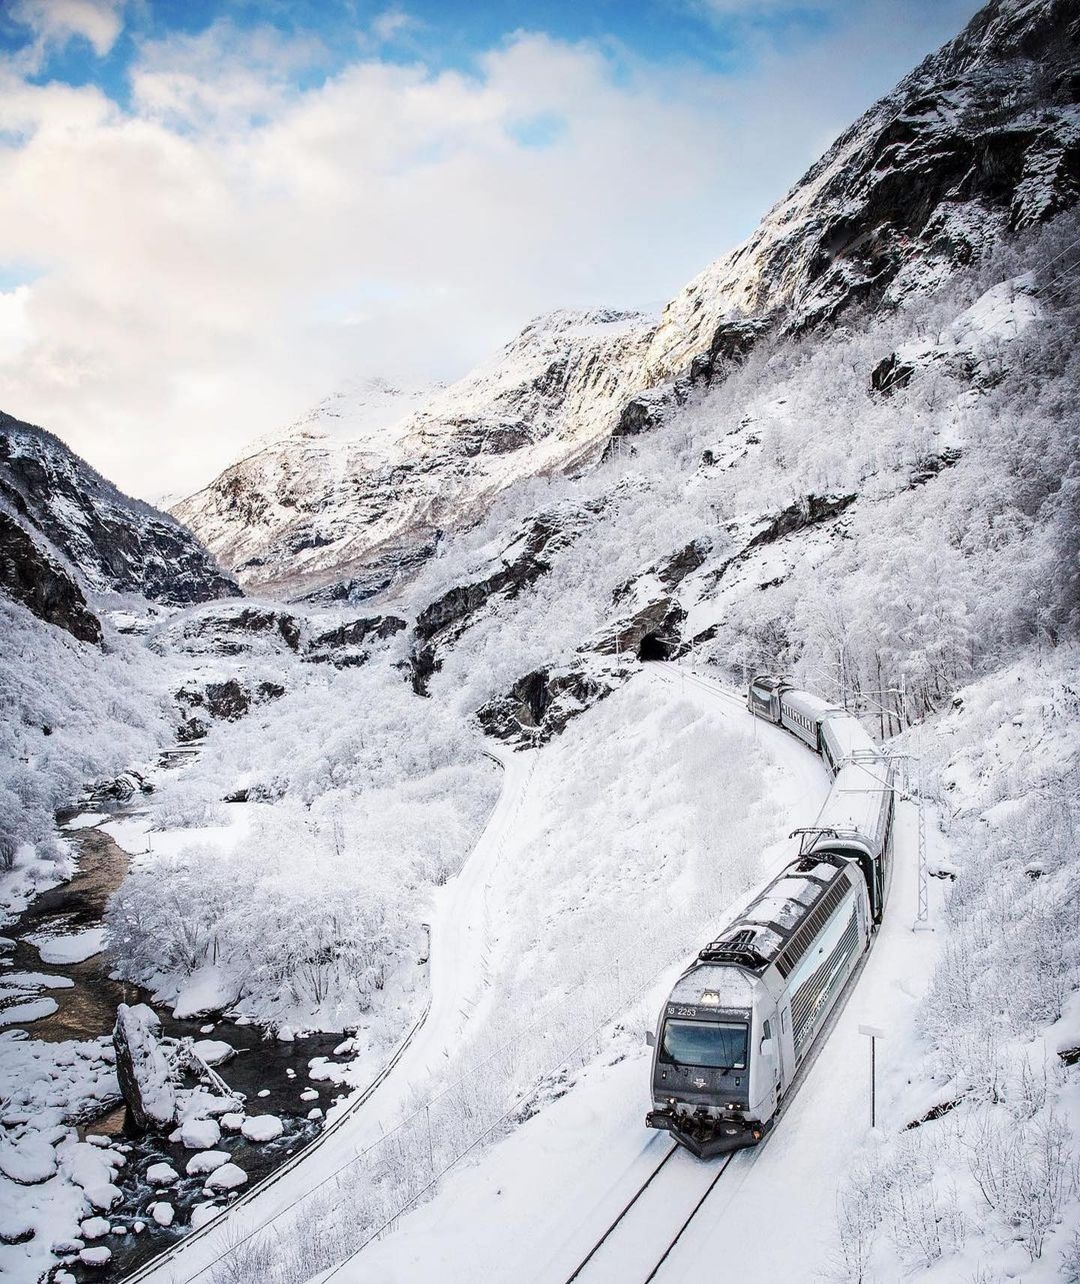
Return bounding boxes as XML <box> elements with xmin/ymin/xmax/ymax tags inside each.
<box><xmin>561</xmin><ymin>1144</ymin><xmax>742</xmax><ymax>1284</ymax></box>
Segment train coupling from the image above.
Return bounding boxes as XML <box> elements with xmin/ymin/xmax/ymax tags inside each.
<box><xmin>645</xmin><ymin>1108</ymin><xmax>763</xmax><ymax>1159</ymax></box>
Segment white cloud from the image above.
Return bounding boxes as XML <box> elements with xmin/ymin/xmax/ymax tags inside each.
<box><xmin>9</xmin><ymin>0</ymin><xmax>125</xmax><ymax>61</ymax></box>
<box><xmin>0</xmin><ymin>4</ymin><xmax>981</xmax><ymax>500</ymax></box>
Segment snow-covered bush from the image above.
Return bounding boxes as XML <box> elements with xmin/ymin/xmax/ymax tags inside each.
<box><xmin>0</xmin><ymin>600</ymin><xmax>173</xmax><ymax>917</ymax></box>
<box><xmin>108</xmin><ymin>661</ymin><xmax>499</xmax><ymax>1029</ymax></box>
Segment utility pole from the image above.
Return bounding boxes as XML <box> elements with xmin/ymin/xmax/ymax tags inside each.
<box><xmin>859</xmin><ymin>1025</ymin><xmax>885</xmax><ymax>1128</ymax></box>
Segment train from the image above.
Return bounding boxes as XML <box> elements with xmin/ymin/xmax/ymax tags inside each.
<box><xmin>645</xmin><ymin>674</ymin><xmax>896</xmax><ymax>1159</ymax></box>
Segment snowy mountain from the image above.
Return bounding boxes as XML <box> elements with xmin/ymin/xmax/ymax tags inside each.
<box><xmin>4</xmin><ymin>3</ymin><xmax>1080</xmax><ymax>1283</ymax></box>
<box><xmin>0</xmin><ymin>411</ymin><xmax>240</xmax><ymax>618</ymax></box>
<box><xmin>176</xmin><ymin>0</ymin><xmax>1080</xmax><ymax>603</ymax></box>
<box><xmin>172</xmin><ymin>313</ymin><xmax>650</xmax><ymax>600</ymax></box>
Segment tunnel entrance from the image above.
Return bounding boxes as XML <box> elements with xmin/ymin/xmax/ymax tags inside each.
<box><xmin>638</xmin><ymin>632</ymin><xmax>675</xmax><ymax>661</ymax></box>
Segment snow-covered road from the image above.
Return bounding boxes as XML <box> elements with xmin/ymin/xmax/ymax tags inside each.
<box><xmin>127</xmin><ymin>746</ymin><xmax>538</xmax><ymax>1284</ymax></box>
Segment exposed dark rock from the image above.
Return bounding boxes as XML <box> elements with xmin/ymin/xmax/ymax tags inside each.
<box><xmin>175</xmin><ymin>676</ymin><xmax>286</xmax><ymax>726</ymax></box>
<box><xmin>177</xmin><ymin>717</ymin><xmax>208</xmax><ymax>743</ymax></box>
<box><xmin>743</xmin><ymin>493</ymin><xmax>858</xmax><ymax>555</ymax></box>
<box><xmin>113</xmin><ymin>1003</ymin><xmax>177</xmax><ymax>1134</ymax></box>
<box><xmin>305</xmin><ymin>614</ymin><xmax>406</xmax><ymax>668</ymax></box>
<box><xmin>910</xmin><ymin>447</ymin><xmax>963</xmax><ymax>487</ymax></box>
<box><xmin>590</xmin><ymin>601</ymin><xmax>687</xmax><ymax>661</ymax></box>
<box><xmin>204</xmin><ymin>680</ymin><xmax>251</xmax><ymax>721</ymax></box>
<box><xmin>223</xmin><ymin>788</ymin><xmax>250</xmax><ymax>804</ymax></box>
<box><xmin>687</xmin><ymin>318</ymin><xmax>772</xmax><ymax>388</ymax></box>
<box><xmin>171</xmin><ymin>606</ymin><xmax>302</xmax><ymax>656</ymax></box>
<box><xmin>0</xmin><ymin>411</ymin><xmax>240</xmax><ymax>605</ymax></box>
<box><xmin>410</xmin><ymin>502</ymin><xmax>603</xmax><ymax>694</ymax></box>
<box><xmin>0</xmin><ymin>510</ymin><xmax>102</xmax><ymax>644</ymax></box>
<box><xmin>870</xmin><ymin>352</ymin><xmax>917</xmax><ymax>393</ymax></box>
<box><xmin>86</xmin><ymin>770</ymin><xmax>152</xmax><ymax>805</ymax></box>
<box><xmin>476</xmin><ymin>666</ymin><xmax>620</xmax><ymax>742</ymax></box>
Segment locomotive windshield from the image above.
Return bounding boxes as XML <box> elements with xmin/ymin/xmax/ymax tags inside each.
<box><xmin>660</xmin><ymin>1019</ymin><xmax>748</xmax><ymax>1070</ymax></box>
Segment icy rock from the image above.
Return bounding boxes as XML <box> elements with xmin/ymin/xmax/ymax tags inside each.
<box><xmin>206</xmin><ymin>1162</ymin><xmax>247</xmax><ymax>1191</ymax></box>
<box><xmin>333</xmin><ymin>1038</ymin><xmax>354</xmax><ymax>1057</ymax></box>
<box><xmin>307</xmin><ymin>1108</ymin><xmax>323</xmax><ymax>1120</ymax></box>
<box><xmin>79</xmin><ymin>1245</ymin><xmax>112</xmax><ymax>1266</ymax></box>
<box><xmin>307</xmin><ymin>1058</ymin><xmax>336</xmax><ymax>1082</ymax></box>
<box><xmin>200</xmin><ymin>1024</ymin><xmax>215</xmax><ymax>1035</ymax></box>
<box><xmin>80</xmin><ymin>1217</ymin><xmax>111</xmax><ymax>1240</ymax></box>
<box><xmin>241</xmin><ymin>1115</ymin><xmax>283</xmax><ymax>1143</ymax></box>
<box><xmin>220</xmin><ymin>1112</ymin><xmax>245</xmax><ymax>1133</ymax></box>
<box><xmin>134</xmin><ymin>1220</ymin><xmax>145</xmax><ymax>1233</ymax></box>
<box><xmin>0</xmin><ymin>1135</ymin><xmax>58</xmax><ymax>1184</ymax></box>
<box><xmin>51</xmin><ymin>1240</ymin><xmax>82</xmax><ymax>1255</ymax></box>
<box><xmin>181</xmin><ymin>1117</ymin><xmax>221</xmax><ymax>1149</ymax></box>
<box><xmin>111</xmin><ymin>1224</ymin><xmax>128</xmax><ymax>1234</ymax></box>
<box><xmin>185</xmin><ymin>1150</ymin><xmax>230</xmax><ymax>1176</ymax></box>
<box><xmin>145</xmin><ymin>1162</ymin><xmax>179</xmax><ymax>1186</ymax></box>
<box><xmin>299</xmin><ymin>1088</ymin><xmax>318</xmax><ymax>1101</ymax></box>
<box><xmin>56</xmin><ymin>1273</ymin><xmax>77</xmax><ymax>1284</ymax></box>
<box><xmin>113</xmin><ymin>1003</ymin><xmax>177</xmax><ymax>1131</ymax></box>
<box><xmin>189</xmin><ymin>1202</ymin><xmax>221</xmax><ymax>1230</ymax></box>
<box><xmin>257</xmin><ymin>1089</ymin><xmax>270</xmax><ymax>1098</ymax></box>
<box><xmin>86</xmin><ymin>1134</ymin><xmax>112</xmax><ymax>1149</ymax></box>
<box><xmin>149</xmin><ymin>1202</ymin><xmax>174</xmax><ymax>1228</ymax></box>
<box><xmin>191</xmin><ymin>1039</ymin><xmax>233</xmax><ymax>1067</ymax></box>
<box><xmin>60</xmin><ymin>1142</ymin><xmax>123</xmax><ymax>1210</ymax></box>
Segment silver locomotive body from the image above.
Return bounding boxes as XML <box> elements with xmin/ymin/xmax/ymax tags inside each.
<box><xmin>647</xmin><ymin>677</ymin><xmax>893</xmax><ymax>1158</ymax></box>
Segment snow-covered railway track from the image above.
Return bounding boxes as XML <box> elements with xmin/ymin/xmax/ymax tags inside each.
<box><xmin>561</xmin><ymin>1144</ymin><xmax>740</xmax><ymax>1284</ymax></box>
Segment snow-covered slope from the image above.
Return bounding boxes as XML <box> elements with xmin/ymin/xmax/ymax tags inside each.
<box><xmin>0</xmin><ymin>411</ymin><xmax>240</xmax><ymax>609</ymax></box>
<box><xmin>175</xmin><ymin>0</ymin><xmax>1080</xmax><ymax>603</ymax></box>
<box><xmin>172</xmin><ymin>311</ymin><xmax>650</xmax><ymax>600</ymax></box>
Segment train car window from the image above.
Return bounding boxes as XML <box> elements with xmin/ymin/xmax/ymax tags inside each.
<box><xmin>660</xmin><ymin>1020</ymin><xmax>748</xmax><ymax>1070</ymax></box>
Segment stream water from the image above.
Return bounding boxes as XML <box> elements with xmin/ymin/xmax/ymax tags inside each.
<box><xmin>4</xmin><ymin>810</ymin><xmax>356</xmax><ymax>1282</ymax></box>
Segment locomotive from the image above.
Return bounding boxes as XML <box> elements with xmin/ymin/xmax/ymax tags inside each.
<box><xmin>645</xmin><ymin>675</ymin><xmax>895</xmax><ymax>1158</ymax></box>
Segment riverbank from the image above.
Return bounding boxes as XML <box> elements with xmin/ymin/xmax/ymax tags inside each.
<box><xmin>0</xmin><ymin>815</ymin><xmax>358</xmax><ymax>1283</ymax></box>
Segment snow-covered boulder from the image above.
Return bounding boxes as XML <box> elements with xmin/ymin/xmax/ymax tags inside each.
<box><xmin>191</xmin><ymin>1039</ymin><xmax>233</xmax><ymax>1067</ymax></box>
<box><xmin>0</xmin><ymin>1135</ymin><xmax>58</xmax><ymax>1184</ymax></box>
<box><xmin>180</xmin><ymin>1117</ymin><xmax>221</xmax><ymax>1150</ymax></box>
<box><xmin>189</xmin><ymin>1202</ymin><xmax>221</xmax><ymax>1230</ymax></box>
<box><xmin>185</xmin><ymin>1150</ymin><xmax>230</xmax><ymax>1176</ymax></box>
<box><xmin>58</xmin><ymin>1141</ymin><xmax>123</xmax><ymax>1211</ymax></box>
<box><xmin>240</xmin><ymin>1114</ymin><xmax>283</xmax><ymax>1143</ymax></box>
<box><xmin>148</xmin><ymin>1202</ymin><xmax>174</xmax><ymax>1228</ymax></box>
<box><xmin>145</xmin><ymin>1162</ymin><xmax>178</xmax><ymax>1187</ymax></box>
<box><xmin>113</xmin><ymin>1003</ymin><xmax>177</xmax><ymax>1132</ymax></box>
<box><xmin>205</xmin><ymin>1162</ymin><xmax>247</xmax><ymax>1191</ymax></box>
<box><xmin>219</xmin><ymin>1111</ymin><xmax>245</xmax><ymax>1133</ymax></box>
<box><xmin>79</xmin><ymin>1245</ymin><xmax>112</xmax><ymax>1267</ymax></box>
<box><xmin>80</xmin><ymin>1217</ymin><xmax>110</xmax><ymax>1240</ymax></box>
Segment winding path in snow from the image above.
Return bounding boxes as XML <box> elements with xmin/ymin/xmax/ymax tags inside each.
<box><xmin>125</xmin><ymin>745</ymin><xmax>537</xmax><ymax>1284</ymax></box>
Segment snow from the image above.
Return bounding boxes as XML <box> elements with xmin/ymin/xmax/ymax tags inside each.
<box><xmin>0</xmin><ymin>1135</ymin><xmax>58</xmax><ymax>1183</ymax></box>
<box><xmin>0</xmin><ymin>997</ymin><xmax>58</xmax><ymax>1026</ymax></box>
<box><xmin>173</xmin><ymin>966</ymin><xmax>240</xmax><ymax>1021</ymax></box>
<box><xmin>79</xmin><ymin>1244</ymin><xmax>112</xmax><ymax>1266</ymax></box>
<box><xmin>80</xmin><ymin>1216</ymin><xmax>110</xmax><ymax>1240</ymax></box>
<box><xmin>149</xmin><ymin>1202</ymin><xmax>174</xmax><ymax>1227</ymax></box>
<box><xmin>29</xmin><ymin>927</ymin><xmax>107</xmax><ymax>965</ymax></box>
<box><xmin>205</xmin><ymin>1162</ymin><xmax>248</xmax><ymax>1191</ymax></box>
<box><xmin>240</xmin><ymin>1115</ymin><xmax>283</xmax><ymax>1143</ymax></box>
<box><xmin>146</xmin><ymin>1163</ymin><xmax>179</xmax><ymax>1187</ymax></box>
<box><xmin>191</xmin><ymin>1039</ymin><xmax>233</xmax><ymax>1067</ymax></box>
<box><xmin>185</xmin><ymin>1150</ymin><xmax>230</xmax><ymax>1176</ymax></box>
<box><xmin>181</xmin><ymin>1118</ymin><xmax>221</xmax><ymax>1150</ymax></box>
<box><xmin>189</xmin><ymin>1202</ymin><xmax>222</xmax><ymax>1230</ymax></box>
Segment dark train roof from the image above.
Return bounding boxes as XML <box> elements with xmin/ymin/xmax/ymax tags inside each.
<box><xmin>697</xmin><ymin>854</ymin><xmax>854</xmax><ymax>979</ymax></box>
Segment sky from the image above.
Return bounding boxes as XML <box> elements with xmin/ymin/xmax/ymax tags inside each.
<box><xmin>0</xmin><ymin>0</ymin><xmax>983</xmax><ymax>502</ymax></box>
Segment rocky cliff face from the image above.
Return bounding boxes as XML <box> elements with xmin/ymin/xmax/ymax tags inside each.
<box><xmin>0</xmin><ymin>412</ymin><xmax>240</xmax><ymax>610</ymax></box>
<box><xmin>176</xmin><ymin>0</ymin><xmax>1079</xmax><ymax>606</ymax></box>
<box><xmin>173</xmin><ymin>313</ymin><xmax>651</xmax><ymax>600</ymax></box>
